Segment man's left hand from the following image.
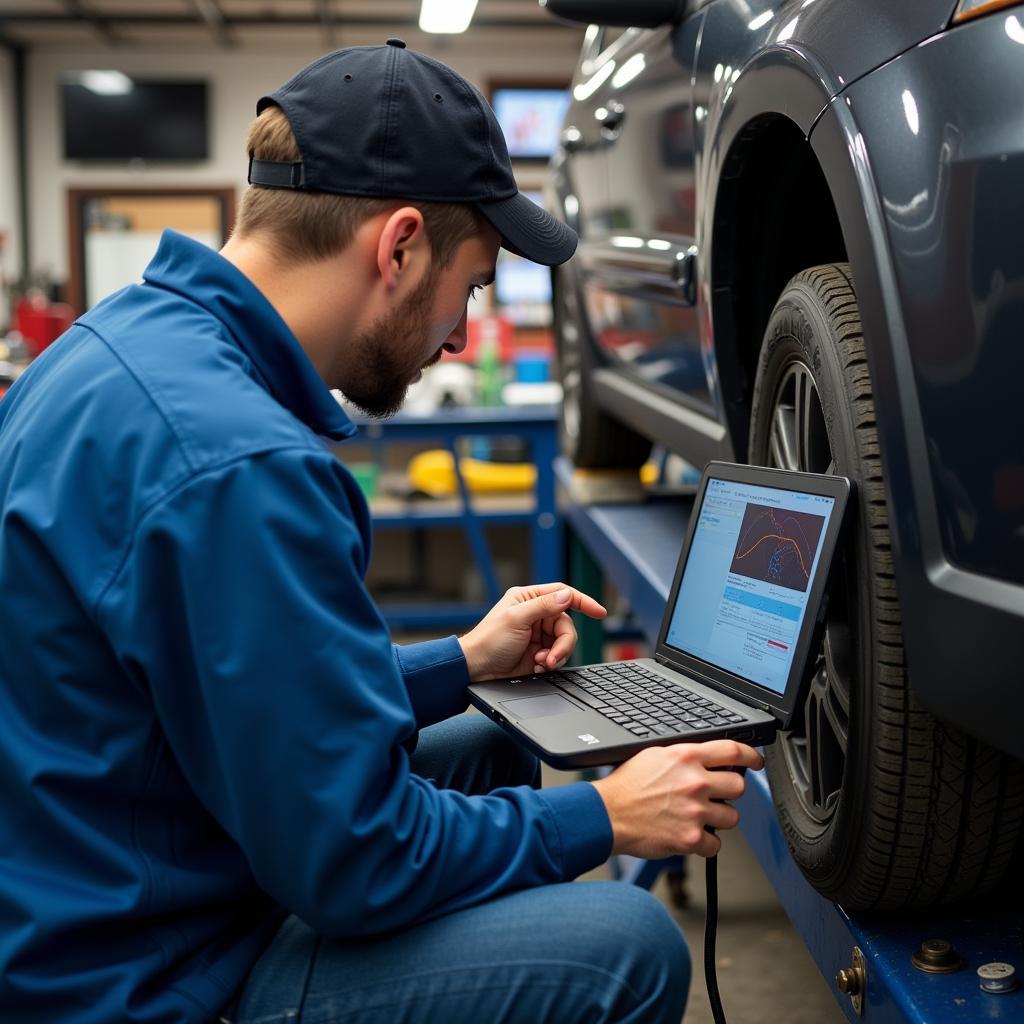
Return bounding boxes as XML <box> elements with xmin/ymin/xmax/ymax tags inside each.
<box><xmin>459</xmin><ymin>583</ymin><xmax>607</xmax><ymax>682</ymax></box>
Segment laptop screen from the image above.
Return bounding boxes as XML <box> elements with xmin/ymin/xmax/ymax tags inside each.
<box><xmin>665</xmin><ymin>476</ymin><xmax>837</xmax><ymax>694</ymax></box>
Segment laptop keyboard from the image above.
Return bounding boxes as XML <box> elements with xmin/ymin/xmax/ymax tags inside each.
<box><xmin>550</xmin><ymin>663</ymin><xmax>747</xmax><ymax>738</ymax></box>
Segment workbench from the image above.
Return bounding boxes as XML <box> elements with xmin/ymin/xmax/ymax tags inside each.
<box><xmin>557</xmin><ymin>457</ymin><xmax>1022</xmax><ymax>1024</ymax></box>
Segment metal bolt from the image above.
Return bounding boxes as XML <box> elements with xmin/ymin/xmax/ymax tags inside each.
<box><xmin>912</xmin><ymin>938</ymin><xmax>963</xmax><ymax>974</ymax></box>
<box><xmin>837</xmin><ymin>967</ymin><xmax>863</xmax><ymax>995</ymax></box>
<box><xmin>836</xmin><ymin>946</ymin><xmax>866</xmax><ymax>1016</ymax></box>
<box><xmin>978</xmin><ymin>962</ymin><xmax>1018</xmax><ymax>994</ymax></box>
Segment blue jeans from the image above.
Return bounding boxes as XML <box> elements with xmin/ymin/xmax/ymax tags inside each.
<box><xmin>223</xmin><ymin>715</ymin><xmax>690</xmax><ymax>1024</ymax></box>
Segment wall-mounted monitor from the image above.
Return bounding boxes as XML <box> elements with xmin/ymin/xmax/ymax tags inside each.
<box><xmin>493</xmin><ymin>191</ymin><xmax>554</xmax><ymax>327</ymax></box>
<box><xmin>490</xmin><ymin>85</ymin><xmax>571</xmax><ymax>161</ymax></box>
<box><xmin>62</xmin><ymin>73</ymin><xmax>208</xmax><ymax>161</ymax></box>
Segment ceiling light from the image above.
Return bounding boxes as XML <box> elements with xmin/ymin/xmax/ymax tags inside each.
<box><xmin>419</xmin><ymin>0</ymin><xmax>478</xmax><ymax>34</ymax></box>
<box><xmin>74</xmin><ymin>70</ymin><xmax>133</xmax><ymax>96</ymax></box>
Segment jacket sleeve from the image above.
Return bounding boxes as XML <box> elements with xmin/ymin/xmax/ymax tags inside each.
<box><xmin>393</xmin><ymin>638</ymin><xmax>471</xmax><ymax>729</ymax></box>
<box><xmin>96</xmin><ymin>446</ymin><xmax>611</xmax><ymax>937</ymax></box>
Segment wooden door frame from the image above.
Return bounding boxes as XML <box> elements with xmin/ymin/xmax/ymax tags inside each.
<box><xmin>67</xmin><ymin>186</ymin><xmax>236</xmax><ymax>314</ymax></box>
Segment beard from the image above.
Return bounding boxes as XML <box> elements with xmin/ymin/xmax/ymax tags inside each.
<box><xmin>338</xmin><ymin>264</ymin><xmax>442</xmax><ymax>419</ymax></box>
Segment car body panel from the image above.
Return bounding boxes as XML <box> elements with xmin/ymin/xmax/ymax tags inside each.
<box><xmin>549</xmin><ymin>0</ymin><xmax>1024</xmax><ymax>755</ymax></box>
<box><xmin>816</xmin><ymin>13</ymin><xmax>1024</xmax><ymax>752</ymax></box>
<box><xmin>553</xmin><ymin>1</ymin><xmax>961</xmax><ymax>466</ymax></box>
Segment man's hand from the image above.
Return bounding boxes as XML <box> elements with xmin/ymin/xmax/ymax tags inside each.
<box><xmin>459</xmin><ymin>583</ymin><xmax>607</xmax><ymax>682</ymax></box>
<box><xmin>591</xmin><ymin>740</ymin><xmax>764</xmax><ymax>859</ymax></box>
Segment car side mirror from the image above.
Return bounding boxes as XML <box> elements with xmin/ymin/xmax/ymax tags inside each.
<box><xmin>539</xmin><ymin>0</ymin><xmax>686</xmax><ymax>28</ymax></box>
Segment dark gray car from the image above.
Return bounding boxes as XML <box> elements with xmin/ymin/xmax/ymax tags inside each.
<box><xmin>543</xmin><ymin>0</ymin><xmax>1024</xmax><ymax>909</ymax></box>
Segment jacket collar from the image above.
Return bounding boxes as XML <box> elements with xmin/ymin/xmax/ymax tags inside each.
<box><xmin>143</xmin><ymin>229</ymin><xmax>356</xmax><ymax>442</ymax></box>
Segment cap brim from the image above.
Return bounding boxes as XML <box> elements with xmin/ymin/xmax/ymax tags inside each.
<box><xmin>476</xmin><ymin>191</ymin><xmax>578</xmax><ymax>267</ymax></box>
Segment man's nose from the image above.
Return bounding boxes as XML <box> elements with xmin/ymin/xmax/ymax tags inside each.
<box><xmin>442</xmin><ymin>308</ymin><xmax>470</xmax><ymax>355</ymax></box>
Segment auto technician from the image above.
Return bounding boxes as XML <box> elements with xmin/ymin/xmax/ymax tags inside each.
<box><xmin>0</xmin><ymin>41</ymin><xmax>762</xmax><ymax>1024</ymax></box>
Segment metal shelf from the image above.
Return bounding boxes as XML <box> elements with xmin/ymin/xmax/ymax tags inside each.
<box><xmin>556</xmin><ymin>456</ymin><xmax>1022</xmax><ymax>1024</ymax></box>
<box><xmin>348</xmin><ymin>407</ymin><xmax>561</xmax><ymax>631</ymax></box>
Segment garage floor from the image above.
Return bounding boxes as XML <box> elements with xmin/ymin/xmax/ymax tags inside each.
<box><xmin>545</xmin><ymin>766</ymin><xmax>846</xmax><ymax>1024</ymax></box>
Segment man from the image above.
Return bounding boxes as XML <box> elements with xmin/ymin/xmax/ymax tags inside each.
<box><xmin>0</xmin><ymin>42</ymin><xmax>761</xmax><ymax>1023</ymax></box>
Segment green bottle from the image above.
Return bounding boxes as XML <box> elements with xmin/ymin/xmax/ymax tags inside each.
<box><xmin>477</xmin><ymin>331</ymin><xmax>503</xmax><ymax>407</ymax></box>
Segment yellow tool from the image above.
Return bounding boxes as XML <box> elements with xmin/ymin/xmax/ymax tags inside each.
<box><xmin>408</xmin><ymin>449</ymin><xmax>536</xmax><ymax>497</ymax></box>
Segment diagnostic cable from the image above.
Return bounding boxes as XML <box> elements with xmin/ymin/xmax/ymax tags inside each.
<box><xmin>703</xmin><ymin>764</ymin><xmax>746</xmax><ymax>1024</ymax></box>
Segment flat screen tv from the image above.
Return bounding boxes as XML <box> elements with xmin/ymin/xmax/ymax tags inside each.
<box><xmin>62</xmin><ymin>74</ymin><xmax>208</xmax><ymax>161</ymax></box>
<box><xmin>491</xmin><ymin>86</ymin><xmax>571</xmax><ymax>161</ymax></box>
<box><xmin>493</xmin><ymin>191</ymin><xmax>554</xmax><ymax>326</ymax></box>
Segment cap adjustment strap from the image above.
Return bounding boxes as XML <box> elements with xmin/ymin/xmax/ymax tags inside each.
<box><xmin>248</xmin><ymin>157</ymin><xmax>306</xmax><ymax>189</ymax></box>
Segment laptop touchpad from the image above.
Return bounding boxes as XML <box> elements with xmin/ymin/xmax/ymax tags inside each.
<box><xmin>501</xmin><ymin>694</ymin><xmax>579</xmax><ymax>719</ymax></box>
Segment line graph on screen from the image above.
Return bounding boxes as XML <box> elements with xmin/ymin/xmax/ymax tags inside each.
<box><xmin>729</xmin><ymin>504</ymin><xmax>825</xmax><ymax>592</ymax></box>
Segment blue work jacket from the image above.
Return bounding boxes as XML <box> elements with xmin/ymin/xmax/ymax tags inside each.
<box><xmin>0</xmin><ymin>231</ymin><xmax>612</xmax><ymax>1023</ymax></box>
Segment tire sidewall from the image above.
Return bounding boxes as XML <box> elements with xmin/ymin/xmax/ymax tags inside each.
<box><xmin>750</xmin><ymin>279</ymin><xmax>877</xmax><ymax>893</ymax></box>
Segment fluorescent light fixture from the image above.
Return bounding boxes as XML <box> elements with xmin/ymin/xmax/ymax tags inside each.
<box><xmin>610</xmin><ymin>235</ymin><xmax>644</xmax><ymax>249</ymax></box>
<box><xmin>75</xmin><ymin>70</ymin><xmax>133</xmax><ymax>96</ymax></box>
<box><xmin>419</xmin><ymin>0</ymin><xmax>478</xmax><ymax>33</ymax></box>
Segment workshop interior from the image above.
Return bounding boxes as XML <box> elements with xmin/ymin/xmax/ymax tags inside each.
<box><xmin>1</xmin><ymin>1</ymin><xmax>1022</xmax><ymax>1022</ymax></box>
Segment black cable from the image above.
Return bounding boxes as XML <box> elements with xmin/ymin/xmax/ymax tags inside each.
<box><xmin>704</xmin><ymin>851</ymin><xmax>727</xmax><ymax>1024</ymax></box>
<box><xmin>702</xmin><ymin>765</ymin><xmax>747</xmax><ymax>1023</ymax></box>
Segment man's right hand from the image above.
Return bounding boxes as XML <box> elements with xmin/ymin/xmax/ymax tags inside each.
<box><xmin>591</xmin><ymin>740</ymin><xmax>764</xmax><ymax>859</ymax></box>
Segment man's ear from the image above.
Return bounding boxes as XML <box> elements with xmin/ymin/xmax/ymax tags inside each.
<box><xmin>376</xmin><ymin>206</ymin><xmax>428</xmax><ymax>292</ymax></box>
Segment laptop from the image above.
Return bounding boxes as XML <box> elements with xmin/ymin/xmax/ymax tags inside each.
<box><xmin>468</xmin><ymin>462</ymin><xmax>850</xmax><ymax>768</ymax></box>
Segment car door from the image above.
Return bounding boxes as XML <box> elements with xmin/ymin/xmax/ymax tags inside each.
<box><xmin>573</xmin><ymin>16</ymin><xmax>730</xmax><ymax>464</ymax></box>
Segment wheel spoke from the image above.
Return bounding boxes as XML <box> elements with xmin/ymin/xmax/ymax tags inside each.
<box><xmin>802</xmin><ymin>670</ymin><xmax>847</xmax><ymax>817</ymax></box>
<box><xmin>770</xmin><ymin>403</ymin><xmax>798</xmax><ymax>470</ymax></box>
<box><xmin>821</xmin><ymin>676</ymin><xmax>850</xmax><ymax>751</ymax></box>
<box><xmin>823</xmin><ymin>630</ymin><xmax>852</xmax><ymax>717</ymax></box>
<box><xmin>796</xmin><ymin>366</ymin><xmax>814</xmax><ymax>472</ymax></box>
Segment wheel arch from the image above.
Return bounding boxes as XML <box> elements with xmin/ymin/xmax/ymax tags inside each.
<box><xmin>700</xmin><ymin>44</ymin><xmax>852</xmax><ymax>462</ymax></box>
<box><xmin>708</xmin><ymin>113</ymin><xmax>847</xmax><ymax>462</ymax></box>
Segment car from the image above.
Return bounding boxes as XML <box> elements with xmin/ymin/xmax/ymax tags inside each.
<box><xmin>542</xmin><ymin>0</ymin><xmax>1024</xmax><ymax>909</ymax></box>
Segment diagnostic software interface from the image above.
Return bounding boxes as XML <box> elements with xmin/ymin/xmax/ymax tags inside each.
<box><xmin>666</xmin><ymin>477</ymin><xmax>836</xmax><ymax>694</ymax></box>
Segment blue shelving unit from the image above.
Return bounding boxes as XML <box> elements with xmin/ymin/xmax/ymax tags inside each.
<box><xmin>350</xmin><ymin>406</ymin><xmax>561</xmax><ymax>631</ymax></box>
<box><xmin>556</xmin><ymin>457</ymin><xmax>1023</xmax><ymax>1024</ymax></box>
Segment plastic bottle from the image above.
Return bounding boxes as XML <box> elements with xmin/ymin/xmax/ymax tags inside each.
<box><xmin>477</xmin><ymin>324</ymin><xmax>504</xmax><ymax>407</ymax></box>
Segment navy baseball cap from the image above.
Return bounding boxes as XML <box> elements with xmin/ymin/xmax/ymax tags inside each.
<box><xmin>249</xmin><ymin>39</ymin><xmax>577</xmax><ymax>267</ymax></box>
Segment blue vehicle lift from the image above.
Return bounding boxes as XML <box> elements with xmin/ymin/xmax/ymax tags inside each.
<box><xmin>557</xmin><ymin>457</ymin><xmax>1023</xmax><ymax>1023</ymax></box>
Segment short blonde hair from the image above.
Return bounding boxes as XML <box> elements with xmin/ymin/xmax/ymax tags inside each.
<box><xmin>236</xmin><ymin>106</ymin><xmax>485</xmax><ymax>267</ymax></box>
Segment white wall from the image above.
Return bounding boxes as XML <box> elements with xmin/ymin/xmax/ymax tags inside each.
<box><xmin>0</xmin><ymin>48</ymin><xmax>22</xmax><ymax>294</ymax></box>
<box><xmin>26</xmin><ymin>31</ymin><xmax>582</xmax><ymax>286</ymax></box>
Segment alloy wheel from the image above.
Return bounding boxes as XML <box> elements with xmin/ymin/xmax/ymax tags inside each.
<box><xmin>765</xmin><ymin>359</ymin><xmax>853</xmax><ymax>828</ymax></box>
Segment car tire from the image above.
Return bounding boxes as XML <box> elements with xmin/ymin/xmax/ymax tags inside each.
<box><xmin>748</xmin><ymin>263</ymin><xmax>1024</xmax><ymax>909</ymax></box>
<box><xmin>553</xmin><ymin>266</ymin><xmax>651</xmax><ymax>469</ymax></box>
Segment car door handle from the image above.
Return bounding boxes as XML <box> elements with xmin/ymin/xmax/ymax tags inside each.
<box><xmin>577</xmin><ymin>240</ymin><xmax>699</xmax><ymax>306</ymax></box>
